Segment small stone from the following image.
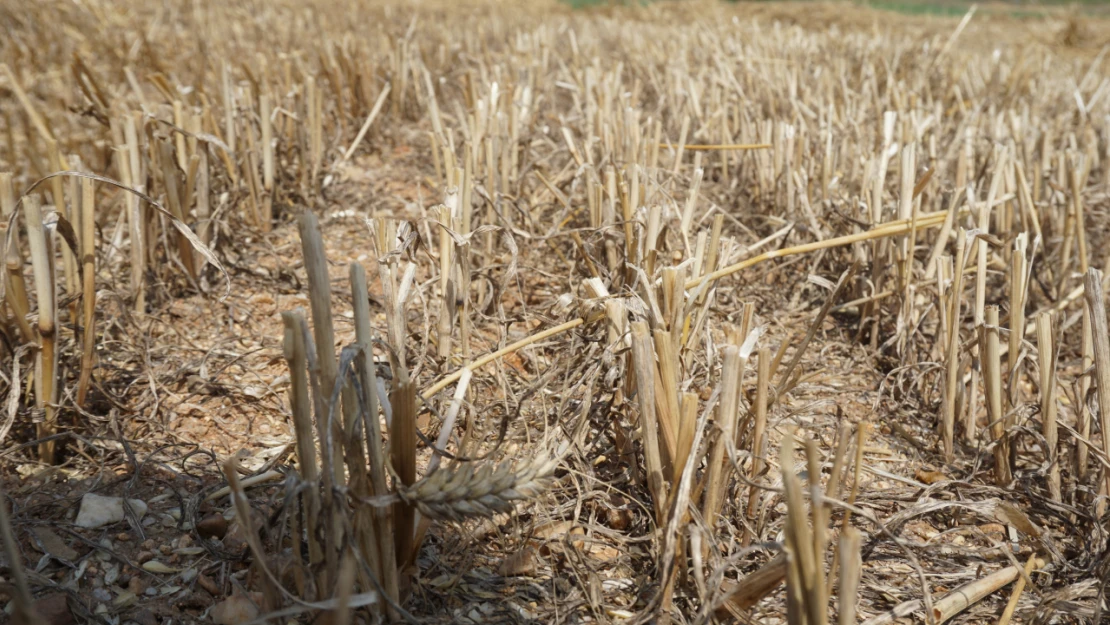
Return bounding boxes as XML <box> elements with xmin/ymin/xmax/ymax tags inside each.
<box><xmin>144</xmin><ymin>587</ymin><xmax>157</xmax><ymax>597</ymax></box>
<box><xmin>158</xmin><ymin>544</ymin><xmax>172</xmax><ymax>556</ymax></box>
<box><xmin>75</xmin><ymin>494</ymin><xmax>148</xmax><ymax>530</ymax></box>
<box><xmin>91</xmin><ymin>588</ymin><xmax>112</xmax><ymax>602</ymax></box>
<box><xmin>196</xmin><ymin>574</ymin><xmax>220</xmax><ymax>596</ymax></box>
<box><xmin>103</xmin><ymin>563</ymin><xmax>120</xmax><ymax>586</ymax></box>
<box><xmin>196</xmin><ymin>514</ymin><xmax>227</xmax><ymax>540</ymax></box>
<box><xmin>141</xmin><ymin>539</ymin><xmax>155</xmax><ymax>551</ymax></box>
<box><xmin>211</xmin><ymin>591</ymin><xmax>263</xmax><ymax>625</ymax></box>
<box><xmin>136</xmin><ymin>551</ymin><xmax>155</xmax><ymax>564</ymax></box>
<box><xmin>127</xmin><ymin>575</ymin><xmax>145</xmax><ymax>596</ymax></box>
<box><xmin>116</xmin><ymin>533</ymin><xmax>130</xmax><ymax>542</ymax></box>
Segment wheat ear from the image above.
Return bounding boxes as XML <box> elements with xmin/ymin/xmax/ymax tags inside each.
<box><xmin>396</xmin><ymin>451</ymin><xmax>560</xmax><ymax>522</ymax></box>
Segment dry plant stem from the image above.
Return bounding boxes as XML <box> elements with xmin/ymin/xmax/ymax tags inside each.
<box><xmin>159</xmin><ymin>141</ymin><xmax>197</xmax><ymax>280</ymax></box>
<box><xmin>24</xmin><ymin>195</ymin><xmax>57</xmax><ymax>464</ymax></box>
<box><xmin>702</xmin><ymin>345</ymin><xmax>741</xmax><ymax>534</ymax></box>
<box><xmin>838</xmin><ymin>527</ymin><xmax>861</xmax><ymax>625</ymax></box>
<box><xmin>122</xmin><ymin>118</ymin><xmax>145</xmax><ymax>313</ymax></box>
<box><xmin>716</xmin><ymin>554</ymin><xmax>787</xmax><ymax>618</ymax></box>
<box><xmin>350</xmin><ymin>264</ymin><xmax>400</xmax><ymax>615</ymax></box>
<box><xmin>1079</xmin><ymin>305</ymin><xmax>1093</xmax><ymax>482</ymax></box>
<box><xmin>76</xmin><ymin>178</ymin><xmax>96</xmax><ymax>406</ymax></box>
<box><xmin>659</xmin><ymin>143</ymin><xmax>771</xmax><ymax>151</ymax></box>
<box><xmin>298</xmin><ymin>212</ymin><xmax>343</xmax><ymax>481</ymax></box>
<box><xmin>860</xmin><ymin>560</ymin><xmax>1038</xmax><ymax>625</ymax></box>
<box><xmin>342</xmin><ymin>83</ymin><xmax>391</xmax><ymax>162</ymax></box>
<box><xmin>281</xmin><ymin>310</ymin><xmax>323</xmax><ymax>597</ymax></box>
<box><xmin>0</xmin><ymin>483</ymin><xmax>37</xmax><ymax>625</ymax></box>
<box><xmin>421</xmin><ymin>317</ymin><xmax>584</xmax><ymax>401</ymax></box>
<box><xmin>781</xmin><ymin>430</ymin><xmax>827</xmax><ymax>625</ymax></box>
<box><xmin>1083</xmin><ymin>268</ymin><xmax>1110</xmax><ymax>505</ymax></box>
<box><xmin>0</xmin><ymin>173</ymin><xmax>33</xmax><ymax>343</ymax></box>
<box><xmin>930</xmin><ymin>560</ymin><xmax>1042</xmax><ymax>624</ymax></box>
<box><xmin>391</xmin><ymin>380</ymin><xmax>417</xmax><ymax>570</ymax></box>
<box><xmin>653</xmin><ymin>330</ymin><xmax>681</xmax><ymax>471</ymax></box>
<box><xmin>983</xmin><ymin>306</ymin><xmax>1010</xmax><ymax>486</ymax></box>
<box><xmin>631</xmin><ymin>321</ymin><xmax>666</xmax><ymax>522</ymax></box>
<box><xmin>943</xmin><ymin>232</ymin><xmax>968</xmax><ymax>456</ymax></box>
<box><xmin>1036</xmin><ymin>313</ymin><xmax>1060</xmax><ymax>501</ymax></box>
<box><xmin>805</xmin><ymin>439</ymin><xmax>829</xmax><ymax>624</ymax></box>
<box><xmin>775</xmin><ymin>263</ymin><xmax>857</xmax><ymax>395</ymax></box>
<box><xmin>687</xmin><ymin>208</ymin><xmax>954</xmax><ymax>291</ymax></box>
<box><xmin>673</xmin><ymin>392</ymin><xmax>698</xmax><ymax>497</ymax></box>
<box><xmin>996</xmin><ymin>553</ymin><xmax>1038</xmax><ymax>625</ymax></box>
<box><xmin>203</xmin><ymin>470</ymin><xmax>284</xmax><ymax>502</ymax></box>
<box><xmin>1007</xmin><ymin>236</ymin><xmax>1027</xmax><ymax>402</ymax></box>
<box><xmin>260</xmin><ymin>94</ymin><xmax>274</xmax><ymax>230</ymax></box>
<box><xmin>333</xmin><ymin>555</ymin><xmax>357</xmax><ymax>625</ymax></box>
<box><xmin>298</xmin><ymin>210</ymin><xmax>345</xmax><ymax>588</ymax></box>
<box><xmin>746</xmin><ymin>348</ymin><xmax>771</xmax><ymax>528</ymax></box>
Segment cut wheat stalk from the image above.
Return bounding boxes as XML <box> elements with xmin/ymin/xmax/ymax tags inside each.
<box><xmin>24</xmin><ymin>195</ymin><xmax>58</xmax><ymax>464</ymax></box>
<box><xmin>75</xmin><ymin>178</ymin><xmax>96</xmax><ymax>406</ymax></box>
<box><xmin>349</xmin><ymin>262</ymin><xmax>399</xmax><ymax>618</ymax></box>
<box><xmin>745</xmin><ymin>347</ymin><xmax>771</xmax><ymax>541</ymax></box>
<box><xmin>653</xmin><ymin>329</ymin><xmax>682</xmax><ymax>472</ymax></box>
<box><xmin>631</xmin><ymin>320</ymin><xmax>666</xmax><ymax>522</ymax></box>
<box><xmin>983</xmin><ymin>306</ymin><xmax>1010</xmax><ymax>486</ymax></box>
<box><xmin>1036</xmin><ymin>312</ymin><xmax>1061</xmax><ymax>501</ymax></box>
<box><xmin>1083</xmin><ymin>268</ymin><xmax>1110</xmax><ymax>512</ymax></box>
<box><xmin>943</xmin><ymin>231</ymin><xmax>968</xmax><ymax>456</ymax></box>
<box><xmin>781</xmin><ymin>429</ymin><xmax>827</xmax><ymax>625</ymax></box>
<box><xmin>837</xmin><ymin>527</ymin><xmax>861</xmax><ymax>625</ymax></box>
<box><xmin>121</xmin><ymin>117</ymin><xmax>145</xmax><ymax>312</ymax></box>
<box><xmin>1007</xmin><ymin>234</ymin><xmax>1028</xmax><ymax>409</ymax></box>
<box><xmin>260</xmin><ymin>93</ymin><xmax>274</xmax><ymax>231</ymax></box>
<box><xmin>0</xmin><ymin>173</ymin><xmax>33</xmax><ymax>343</ymax></box>
<box><xmin>158</xmin><ymin>141</ymin><xmax>197</xmax><ymax>281</ymax></box>
<box><xmin>702</xmin><ymin>344</ymin><xmax>741</xmax><ymax>534</ymax></box>
<box><xmin>391</xmin><ymin>378</ymin><xmax>418</xmax><ymax>570</ymax></box>
<box><xmin>281</xmin><ymin>309</ymin><xmax>324</xmax><ymax>598</ymax></box>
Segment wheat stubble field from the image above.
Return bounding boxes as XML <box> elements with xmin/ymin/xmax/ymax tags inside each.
<box><xmin>1</xmin><ymin>0</ymin><xmax>1110</xmax><ymax>623</ymax></box>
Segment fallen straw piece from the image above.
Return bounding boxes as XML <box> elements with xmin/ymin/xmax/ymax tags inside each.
<box><xmin>714</xmin><ymin>553</ymin><xmax>787</xmax><ymax>618</ymax></box>
<box><xmin>659</xmin><ymin>143</ymin><xmax>772</xmax><ymax>151</ymax></box>
<box><xmin>860</xmin><ymin>558</ymin><xmax>1044</xmax><ymax>625</ymax></box>
<box><xmin>205</xmin><ymin>470</ymin><xmax>284</xmax><ymax>502</ymax></box>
